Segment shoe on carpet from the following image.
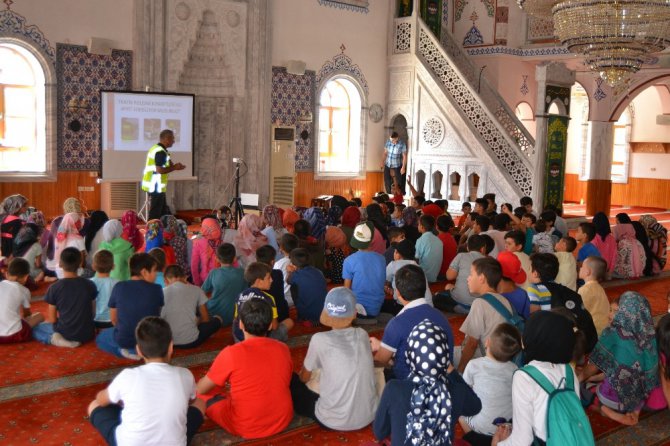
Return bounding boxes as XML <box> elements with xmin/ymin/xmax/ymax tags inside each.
<box><xmin>120</xmin><ymin>348</ymin><xmax>142</xmax><ymax>361</ymax></box>
<box><xmin>50</xmin><ymin>332</ymin><xmax>81</xmax><ymax>348</ymax></box>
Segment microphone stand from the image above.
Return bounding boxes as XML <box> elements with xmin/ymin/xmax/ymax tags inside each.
<box><xmin>228</xmin><ymin>160</ymin><xmax>244</xmax><ymax>228</ymax></box>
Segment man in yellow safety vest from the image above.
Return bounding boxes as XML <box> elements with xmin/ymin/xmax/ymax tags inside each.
<box><xmin>141</xmin><ymin>129</ymin><xmax>185</xmax><ymax>220</ymax></box>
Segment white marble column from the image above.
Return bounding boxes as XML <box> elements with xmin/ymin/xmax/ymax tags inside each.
<box><xmin>585</xmin><ymin>120</ymin><xmax>614</xmax><ymax>216</ymax></box>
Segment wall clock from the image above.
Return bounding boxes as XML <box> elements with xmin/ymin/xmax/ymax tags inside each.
<box><xmin>369</xmin><ymin>103</ymin><xmax>383</xmax><ymax>123</ymax></box>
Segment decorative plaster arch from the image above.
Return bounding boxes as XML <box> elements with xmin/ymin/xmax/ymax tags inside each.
<box><xmin>514</xmin><ymin>101</ymin><xmax>534</xmax><ymax>121</ymax></box>
<box><xmin>316</xmin><ymin>47</ymin><xmax>369</xmax><ymax>97</ymax></box>
<box><xmin>609</xmin><ymin>74</ymin><xmax>670</xmax><ymax>121</ymax></box>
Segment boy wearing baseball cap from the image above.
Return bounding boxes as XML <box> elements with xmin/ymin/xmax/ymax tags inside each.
<box><xmin>291</xmin><ymin>287</ymin><xmax>379</xmax><ymax>430</ymax></box>
<box><xmin>497</xmin><ymin>251</ymin><xmax>531</xmax><ymax>320</ymax></box>
<box><xmin>343</xmin><ymin>221</ymin><xmax>386</xmax><ymax>320</ymax></box>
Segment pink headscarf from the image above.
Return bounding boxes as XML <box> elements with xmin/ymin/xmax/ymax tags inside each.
<box><xmin>201</xmin><ymin>218</ymin><xmax>222</xmax><ymax>250</ymax></box>
<box><xmin>121</xmin><ymin>210</ymin><xmax>143</xmax><ymax>251</ymax></box>
<box><xmin>54</xmin><ymin>212</ymin><xmax>83</xmax><ymax>263</ymax></box>
<box><xmin>282</xmin><ymin>209</ymin><xmax>300</xmax><ymax>234</ymax></box>
<box><xmin>234</xmin><ymin>214</ymin><xmax>268</xmax><ymax>261</ymax></box>
<box><xmin>325</xmin><ymin>225</ymin><xmax>347</xmax><ymax>249</ymax></box>
<box><xmin>614</xmin><ymin>223</ymin><xmax>645</xmax><ymax>278</ymax></box>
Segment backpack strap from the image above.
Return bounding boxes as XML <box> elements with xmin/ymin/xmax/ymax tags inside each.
<box><xmin>481</xmin><ymin>293</ymin><xmax>513</xmax><ymax>322</ymax></box>
<box><xmin>520</xmin><ymin>365</ymin><xmax>556</xmax><ymax>394</ymax></box>
<box><xmin>563</xmin><ymin>364</ymin><xmax>575</xmax><ymax>391</ymax></box>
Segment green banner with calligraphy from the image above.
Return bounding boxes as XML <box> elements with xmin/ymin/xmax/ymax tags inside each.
<box><xmin>420</xmin><ymin>0</ymin><xmax>442</xmax><ymax>39</ymax></box>
<box><xmin>544</xmin><ymin>115</ymin><xmax>569</xmax><ymax>208</ymax></box>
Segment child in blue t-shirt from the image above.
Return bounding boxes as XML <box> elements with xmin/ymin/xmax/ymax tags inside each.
<box><xmin>287</xmin><ymin>248</ymin><xmax>327</xmax><ymax>326</ymax></box>
<box><xmin>575</xmin><ymin>222</ymin><xmax>601</xmax><ymax>268</ymax></box>
<box><xmin>201</xmin><ymin>243</ymin><xmax>247</xmax><ymax>326</ymax></box>
<box><xmin>89</xmin><ymin>250</ymin><xmax>119</xmax><ymax>329</ymax></box>
<box><xmin>148</xmin><ymin>248</ymin><xmax>166</xmax><ymax>287</ymax></box>
<box><xmin>96</xmin><ymin>253</ymin><xmax>164</xmax><ymax>360</ymax></box>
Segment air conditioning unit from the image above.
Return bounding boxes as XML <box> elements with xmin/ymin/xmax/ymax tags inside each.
<box><xmin>270</xmin><ymin>126</ymin><xmax>296</xmax><ymax>207</ymax></box>
<box><xmin>101</xmin><ymin>182</ymin><xmax>140</xmax><ymax>219</ymax></box>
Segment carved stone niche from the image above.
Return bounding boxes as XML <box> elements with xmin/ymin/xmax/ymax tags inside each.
<box><xmin>449</xmin><ymin>171</ymin><xmax>461</xmax><ymax>201</ymax></box>
<box><xmin>431</xmin><ymin>170</ymin><xmax>443</xmax><ymax>199</ymax></box>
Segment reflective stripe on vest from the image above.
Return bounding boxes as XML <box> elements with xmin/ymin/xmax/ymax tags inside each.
<box><xmin>141</xmin><ymin>144</ymin><xmax>170</xmax><ymax>192</ymax></box>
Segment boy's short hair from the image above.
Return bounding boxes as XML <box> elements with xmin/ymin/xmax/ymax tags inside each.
<box><xmin>436</xmin><ymin>214</ymin><xmax>454</xmax><ymax>232</ymax></box>
<box><xmin>480</xmin><ymin>234</ymin><xmax>495</xmax><ymax>255</ymax></box>
<box><xmin>489</xmin><ymin>322</ymin><xmax>522</xmax><ymax>362</ymax></box>
<box><xmin>585</xmin><ymin>256</ymin><xmax>607</xmax><ymax>282</ymax></box>
<box><xmin>279</xmin><ymin>233</ymin><xmax>299</xmax><ymax>253</ymax></box>
<box><xmin>395</xmin><ymin>264</ymin><xmax>427</xmax><ymax>301</ymax></box>
<box><xmin>562</xmin><ymin>236</ymin><xmax>577</xmax><ymax>252</ymax></box>
<box><xmin>129</xmin><ymin>253</ymin><xmax>158</xmax><ymax>277</ymax></box>
<box><xmin>60</xmin><ymin>247</ymin><xmax>82</xmax><ymax>273</ymax></box>
<box><xmin>93</xmin><ymin>249</ymin><xmax>114</xmax><ymax>274</ymax></box>
<box><xmin>523</xmin><ymin>213</ymin><xmax>537</xmax><ymax>224</ymax></box>
<box><xmin>535</xmin><ymin>219</ymin><xmax>547</xmax><ymax>233</ymax></box>
<box><xmin>530</xmin><ymin>252</ymin><xmax>559</xmax><ymax>282</ymax></box>
<box><xmin>7</xmin><ymin>257</ymin><xmax>30</xmax><ymax>278</ymax></box>
<box><xmin>520</xmin><ymin>196</ymin><xmax>533</xmax><ymax>207</ymax></box>
<box><xmin>462</xmin><ymin>202</ymin><xmax>472</xmax><ymax>210</ymax></box>
<box><xmin>513</xmin><ymin>207</ymin><xmax>526</xmax><ymax>219</ymax></box>
<box><xmin>472</xmin><ymin>257</ymin><xmax>503</xmax><ymax>289</ymax></box>
<box><xmin>483</xmin><ymin>193</ymin><xmax>496</xmax><ymax>203</ymax></box>
<box><xmin>148</xmin><ymin>248</ymin><xmax>166</xmax><ymax>270</ymax></box>
<box><xmin>135</xmin><ymin>316</ymin><xmax>172</xmax><ymax>359</ymax></box>
<box><xmin>216</xmin><ymin>243</ymin><xmax>236</xmax><ymax>264</ymax></box>
<box><xmin>467</xmin><ymin>234</ymin><xmax>486</xmax><ymax>252</ymax></box>
<box><xmin>414</xmin><ymin>195</ymin><xmax>425</xmax><ymax>206</ymax></box>
<box><xmin>352</xmin><ymin>197</ymin><xmax>362</xmax><ymax>207</ymax></box>
<box><xmin>293</xmin><ymin>219</ymin><xmax>311</xmax><ymax>238</ymax></box>
<box><xmin>493</xmin><ymin>213</ymin><xmax>511</xmax><ymax>231</ymax></box>
<box><xmin>505</xmin><ymin>230</ymin><xmax>525</xmax><ymax>249</ymax></box>
<box><xmin>387</xmin><ymin>226</ymin><xmax>405</xmax><ymax>240</ymax></box>
<box><xmin>397</xmin><ymin>203</ymin><xmax>406</xmax><ymax>212</ymax></box>
<box><xmin>164</xmin><ymin>264</ymin><xmax>186</xmax><ymax>280</ymax></box>
<box><xmin>289</xmin><ymin>248</ymin><xmax>310</xmax><ymax>268</ymax></box>
<box><xmin>255</xmin><ymin>245</ymin><xmax>277</xmax><ymax>265</ymax></box>
<box><xmin>579</xmin><ymin>222</ymin><xmax>596</xmax><ymax>242</ymax></box>
<box><xmin>419</xmin><ymin>215</ymin><xmax>435</xmax><ymax>232</ymax></box>
<box><xmin>475</xmin><ymin>198</ymin><xmax>488</xmax><ymax>209</ymax></box>
<box><xmin>434</xmin><ymin>200</ymin><xmax>447</xmax><ymax>211</ymax></box>
<box><xmin>475</xmin><ymin>215</ymin><xmax>490</xmax><ymax>232</ymax></box>
<box><xmin>386</xmin><ymin>202</ymin><xmax>395</xmax><ymax>214</ymax></box>
<box><xmin>244</xmin><ymin>262</ymin><xmax>272</xmax><ymax>284</ymax></box>
<box><xmin>239</xmin><ymin>298</ymin><xmax>273</xmax><ymax>336</ymax></box>
<box><xmin>539</xmin><ymin>210</ymin><xmax>557</xmax><ymax>224</ymax></box>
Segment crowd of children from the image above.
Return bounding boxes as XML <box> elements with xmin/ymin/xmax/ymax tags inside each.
<box><xmin>1</xmin><ymin>191</ymin><xmax>670</xmax><ymax>445</ymax></box>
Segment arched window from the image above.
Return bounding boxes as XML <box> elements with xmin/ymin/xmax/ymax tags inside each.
<box><xmin>316</xmin><ymin>76</ymin><xmax>364</xmax><ymax>177</ymax></box>
<box><xmin>0</xmin><ymin>42</ymin><xmax>48</xmax><ymax>176</ymax></box>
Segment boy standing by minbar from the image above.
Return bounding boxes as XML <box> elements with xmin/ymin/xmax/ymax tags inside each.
<box><xmin>87</xmin><ymin>316</ymin><xmax>204</xmax><ymax>445</ymax></box>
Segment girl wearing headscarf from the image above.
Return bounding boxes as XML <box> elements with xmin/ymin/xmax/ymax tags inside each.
<box><xmin>161</xmin><ymin>215</ymin><xmax>190</xmax><ymax>278</ymax></box>
<box><xmin>294</xmin><ymin>219</ymin><xmax>325</xmax><ymax>271</ymax></box>
<box><xmin>579</xmin><ymin>292</ymin><xmax>661</xmax><ymax>425</ymax></box>
<box><xmin>121</xmin><ymin>210</ymin><xmax>144</xmax><ymax>251</ymax></box>
<box><xmin>302</xmin><ymin>207</ymin><xmax>327</xmax><ymax>241</ymax></box>
<box><xmin>374</xmin><ymin>319</ymin><xmax>481</xmax><ymax>446</ymax></box>
<box><xmin>233</xmin><ymin>214</ymin><xmax>269</xmax><ymax>269</ymax></box>
<box><xmin>324</xmin><ymin>226</ymin><xmax>347</xmax><ymax>284</ymax></box>
<box><xmin>640</xmin><ymin>214</ymin><xmax>668</xmax><ymax>272</ymax></box>
<box><xmin>282</xmin><ymin>208</ymin><xmax>300</xmax><ymax>234</ymax></box>
<box><xmin>191</xmin><ymin>218</ymin><xmax>223</xmax><ymax>286</ymax></box>
<box><xmin>632</xmin><ymin>221</ymin><xmax>658</xmax><ymax>277</ymax></box>
<box><xmin>496</xmin><ymin>311</ymin><xmax>582</xmax><ymax>445</ymax></box>
<box><xmin>0</xmin><ymin>194</ymin><xmax>28</xmax><ymax>258</ymax></box>
<box><xmin>13</xmin><ymin>223</ymin><xmax>44</xmax><ymax>281</ymax></box>
<box><xmin>341</xmin><ymin>206</ymin><xmax>361</xmax><ymax>252</ymax></box>
<box><xmin>612</xmin><ymin>223</ymin><xmax>646</xmax><ymax>279</ymax></box>
<box><xmin>144</xmin><ymin>219</ymin><xmax>176</xmax><ymax>267</ymax></box>
<box><xmin>326</xmin><ymin>205</ymin><xmax>343</xmax><ymax>227</ymax></box>
<box><xmin>591</xmin><ymin>212</ymin><xmax>616</xmax><ymax>275</ymax></box>
<box><xmin>401</xmin><ymin>207</ymin><xmax>421</xmax><ymax>244</ymax></box>
<box><xmin>47</xmin><ymin>212</ymin><xmax>86</xmax><ymax>278</ymax></box>
<box><xmin>261</xmin><ymin>205</ymin><xmax>286</xmax><ymax>260</ymax></box>
<box><xmin>98</xmin><ymin>220</ymin><xmax>134</xmax><ymax>281</ymax></box>
<box><xmin>84</xmin><ymin>211</ymin><xmax>109</xmax><ymax>269</ymax></box>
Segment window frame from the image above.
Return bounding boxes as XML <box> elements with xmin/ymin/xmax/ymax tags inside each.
<box><xmin>314</xmin><ymin>74</ymin><xmax>367</xmax><ymax>179</ymax></box>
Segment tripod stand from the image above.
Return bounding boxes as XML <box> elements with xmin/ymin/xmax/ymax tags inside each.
<box><xmin>228</xmin><ymin>160</ymin><xmax>244</xmax><ymax>228</ymax></box>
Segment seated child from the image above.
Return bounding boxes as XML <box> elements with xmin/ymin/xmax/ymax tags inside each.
<box><xmin>415</xmin><ymin>215</ymin><xmax>444</xmax><ymax>283</ymax></box>
<box><xmin>456</xmin><ymin>201</ymin><xmax>472</xmax><ymax>232</ymax></box>
<box><xmin>554</xmin><ymin>236</ymin><xmax>578</xmax><ymax>291</ymax></box>
<box><xmin>291</xmin><ymin>287</ymin><xmax>379</xmax><ymax>430</ymax></box>
<box><xmin>384</xmin><ymin>239</ymin><xmax>432</xmax><ymax>315</ymax></box>
<box><xmin>287</xmin><ymin>248</ymin><xmax>327</xmax><ymax>326</ymax></box>
<box><xmin>324</xmin><ymin>226</ymin><xmax>347</xmax><ymax>283</ymax></box>
<box><xmin>390</xmin><ymin>202</ymin><xmax>405</xmax><ymax>227</ymax></box>
<box><xmin>201</xmin><ymin>243</ymin><xmax>247</xmax><ymax>326</ymax></box>
<box><xmin>503</xmin><ymin>230</ymin><xmax>531</xmax><ymax>290</ymax></box>
<box><xmin>497</xmin><ymin>251</ymin><xmax>531</xmax><ymax>320</ymax></box>
<box><xmin>88</xmin><ymin>316</ymin><xmax>204</xmax><ymax>445</ymax></box>
<box><xmin>232</xmin><ymin>262</ymin><xmax>293</xmax><ymax>343</ymax></box>
<box><xmin>656</xmin><ymin>314</ymin><xmax>670</xmax><ymax>408</ymax></box>
<box><xmin>162</xmin><ymin>265</ymin><xmax>222</xmax><ymax>348</ymax></box>
<box><xmin>437</xmin><ymin>215</ymin><xmax>458</xmax><ymax>280</ymax></box>
<box><xmin>433</xmin><ymin>234</ymin><xmax>486</xmax><ymax>314</ymax></box>
<box><xmin>256</xmin><ymin>244</ymin><xmax>290</xmax><ymax>323</ymax></box>
<box><xmin>98</xmin><ymin>220</ymin><xmax>134</xmax><ymax>281</ymax></box>
<box><xmin>371</xmin><ymin>264</ymin><xmax>453</xmax><ymax>380</ymax></box>
<box><xmin>578</xmin><ymin>256</ymin><xmax>610</xmax><ymax>336</ymax></box>
<box><xmin>14</xmin><ymin>223</ymin><xmax>45</xmax><ymax>282</ymax></box>
<box><xmin>273</xmin><ymin>233</ymin><xmax>299</xmax><ymax>307</ymax></box>
<box><xmin>0</xmin><ymin>258</ymin><xmax>44</xmax><ymax>343</ymax></box>
<box><xmin>575</xmin><ymin>222</ymin><xmax>601</xmax><ymax>269</ymax></box>
<box><xmin>96</xmin><ymin>253</ymin><xmax>164</xmax><ymax>360</ymax></box>
<box><xmin>32</xmin><ymin>248</ymin><xmax>97</xmax><ymax>348</ymax></box>
<box><xmin>532</xmin><ymin>219</ymin><xmax>554</xmax><ymax>254</ymax></box>
<box><xmin>89</xmin><ymin>250</ymin><xmax>119</xmax><ymax>329</ymax></box>
<box><xmin>384</xmin><ymin>227</ymin><xmax>405</xmax><ymax>265</ymax></box>
<box><xmin>391</xmin><ymin>181</ymin><xmax>404</xmax><ymax>206</ymax></box>
<box><xmin>197</xmin><ymin>299</ymin><xmax>293</xmax><ymax>439</ymax></box>
<box><xmin>148</xmin><ymin>247</ymin><xmax>167</xmax><ymax>287</ymax></box>
<box><xmin>460</xmin><ymin>323</ymin><xmax>521</xmax><ymax>443</ymax></box>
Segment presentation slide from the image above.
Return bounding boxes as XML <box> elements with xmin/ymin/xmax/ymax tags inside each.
<box><xmin>101</xmin><ymin>91</ymin><xmax>195</xmax><ymax>181</ymax></box>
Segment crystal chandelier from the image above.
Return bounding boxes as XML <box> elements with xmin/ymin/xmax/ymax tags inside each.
<box><xmin>521</xmin><ymin>0</ymin><xmax>670</xmax><ymax>86</ymax></box>
<box><xmin>517</xmin><ymin>0</ymin><xmax>558</xmax><ymax>18</ymax></box>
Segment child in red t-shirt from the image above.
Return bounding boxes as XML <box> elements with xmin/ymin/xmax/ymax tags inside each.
<box><xmin>391</xmin><ymin>181</ymin><xmax>404</xmax><ymax>205</ymax></box>
<box><xmin>196</xmin><ymin>299</ymin><xmax>293</xmax><ymax>439</ymax></box>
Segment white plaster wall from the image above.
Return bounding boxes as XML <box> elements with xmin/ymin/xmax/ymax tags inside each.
<box><xmin>629</xmin><ymin>154</ymin><xmax>670</xmax><ymax>179</ymax></box>
<box><xmin>270</xmin><ymin>0</ymin><xmax>390</xmax><ymax>171</ymax></box>
<box><xmin>630</xmin><ymin>87</ymin><xmax>670</xmax><ymax>142</ymax></box>
<box><xmin>11</xmin><ymin>0</ymin><xmax>134</xmax><ymax>50</ymax></box>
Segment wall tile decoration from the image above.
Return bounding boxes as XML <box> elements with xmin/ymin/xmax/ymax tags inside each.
<box><xmin>0</xmin><ymin>8</ymin><xmax>55</xmax><ymax>63</ymax></box>
<box><xmin>56</xmin><ymin>44</ymin><xmax>132</xmax><ymax>170</ymax></box>
<box><xmin>271</xmin><ymin>66</ymin><xmax>316</xmax><ymax>171</ymax></box>
<box><xmin>317</xmin><ymin>0</ymin><xmax>369</xmax><ymax>13</ymax></box>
